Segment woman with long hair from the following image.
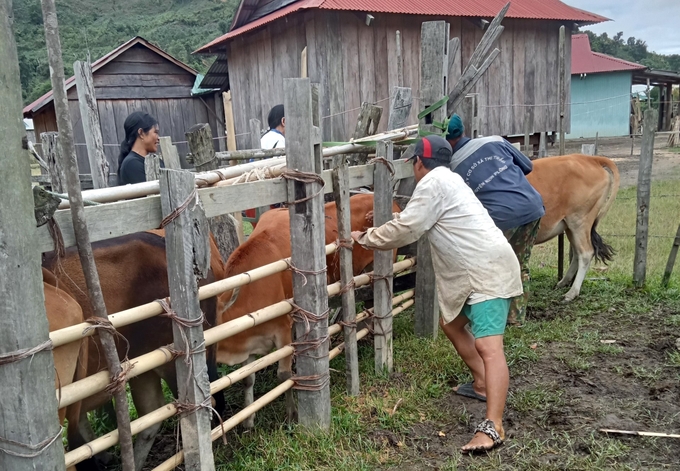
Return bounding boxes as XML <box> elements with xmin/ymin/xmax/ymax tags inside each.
<box><xmin>117</xmin><ymin>111</ymin><xmax>160</xmax><ymax>185</ymax></box>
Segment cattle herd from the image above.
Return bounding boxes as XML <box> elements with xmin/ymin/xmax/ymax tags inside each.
<box><xmin>42</xmin><ymin>154</ymin><xmax>619</xmax><ymax>470</ymax></box>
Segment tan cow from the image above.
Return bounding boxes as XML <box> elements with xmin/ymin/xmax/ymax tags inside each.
<box><xmin>217</xmin><ymin>193</ymin><xmax>400</xmax><ymax>427</ymax></box>
<box><xmin>527</xmin><ymin>154</ymin><xmax>620</xmax><ymax>302</ymax></box>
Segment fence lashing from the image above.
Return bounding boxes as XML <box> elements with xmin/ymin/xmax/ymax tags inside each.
<box><xmin>63</xmin><ymin>290</ymin><xmax>414</xmax><ymax>468</ymax></box>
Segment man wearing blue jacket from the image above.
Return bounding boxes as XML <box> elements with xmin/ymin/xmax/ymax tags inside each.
<box><xmin>446</xmin><ymin>115</ymin><xmax>545</xmax><ymax>326</ymax></box>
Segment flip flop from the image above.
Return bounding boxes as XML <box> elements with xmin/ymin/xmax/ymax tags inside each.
<box><xmin>461</xmin><ymin>419</ymin><xmax>504</xmax><ymax>454</ymax></box>
<box><xmin>454</xmin><ymin>382</ymin><xmax>487</xmax><ymax>402</ymax></box>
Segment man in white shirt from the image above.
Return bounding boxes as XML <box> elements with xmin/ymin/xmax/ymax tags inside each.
<box><xmin>260</xmin><ymin>104</ymin><xmax>286</xmax><ymax>149</ymax></box>
<box><xmin>352</xmin><ymin>135</ymin><xmax>522</xmax><ymax>454</ymax></box>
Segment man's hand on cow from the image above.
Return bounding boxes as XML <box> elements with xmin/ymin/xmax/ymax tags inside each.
<box><xmin>365</xmin><ymin>210</ymin><xmax>374</xmax><ymax>225</ymax></box>
<box><xmin>351</xmin><ymin>231</ymin><xmax>365</xmax><ymax>245</ymax></box>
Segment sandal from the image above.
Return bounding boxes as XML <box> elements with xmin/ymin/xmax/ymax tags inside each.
<box><xmin>454</xmin><ymin>382</ymin><xmax>487</xmax><ymax>402</ymax></box>
<box><xmin>461</xmin><ymin>419</ymin><xmax>504</xmax><ymax>454</ymax></box>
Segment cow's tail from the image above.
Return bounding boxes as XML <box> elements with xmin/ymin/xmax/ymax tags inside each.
<box><xmin>591</xmin><ymin>157</ymin><xmax>620</xmax><ymax>264</ymax></box>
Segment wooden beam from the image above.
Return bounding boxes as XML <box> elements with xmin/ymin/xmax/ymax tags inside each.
<box><xmin>40</xmin><ymin>0</ymin><xmax>136</xmax><ymax>468</ymax></box>
<box><xmin>159</xmin><ymin>136</ymin><xmax>181</xmax><ymax>170</ymax></box>
<box><xmin>301</xmin><ymin>46</ymin><xmax>308</xmax><ymax>78</ymax></box>
<box><xmin>159</xmin><ymin>168</ymin><xmax>215</xmax><ymax>470</ymax></box>
<box><xmin>662</xmin><ymin>223</ymin><xmax>680</xmax><ymax>288</ymax></box>
<box><xmin>387</xmin><ymin>87</ymin><xmax>413</xmax><ymax>131</ymax></box>
<box><xmin>634</xmin><ymin>109</ymin><xmax>657</xmax><ymax>287</ymax></box>
<box><xmin>350</xmin><ymin>102</ymin><xmax>383</xmax><ymax>165</ymax></box>
<box><xmin>41</xmin><ymin>132</ymin><xmax>65</xmax><ymax>193</ymax></box>
<box><xmin>74</xmin><ymin>60</ymin><xmax>109</xmax><ymax>188</ymax></box>
<box><xmin>0</xmin><ymin>4</ymin><xmax>65</xmax><ymax>468</ymax></box>
<box><xmin>373</xmin><ymin>141</ymin><xmax>395</xmax><ymax>374</ymax></box>
<box><xmin>396</xmin><ymin>31</ymin><xmax>404</xmax><ymax>88</ymax></box>
<box><xmin>331</xmin><ymin>162</ymin><xmax>359</xmax><ymax>395</ymax></box>
<box><xmin>284</xmin><ymin>78</ymin><xmax>331</xmax><ymax>429</ymax></box>
<box><xmin>187</xmin><ymin>123</ymin><xmax>240</xmax><ymax>263</ymax></box>
<box><xmin>538</xmin><ymin>132</ymin><xmax>547</xmax><ymax>158</ymax></box>
<box><xmin>557</xmin><ymin>24</ymin><xmax>567</xmax><ymax>280</ymax></box>
<box><xmin>144</xmin><ymin>153</ymin><xmax>162</xmax><ymax>180</ymax></box>
<box><xmin>223</xmin><ymin>91</ymin><xmax>238</xmax><ymax>160</ymax></box>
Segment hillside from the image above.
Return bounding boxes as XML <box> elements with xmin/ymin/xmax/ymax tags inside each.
<box><xmin>13</xmin><ymin>0</ymin><xmax>239</xmax><ymax>105</ymax></box>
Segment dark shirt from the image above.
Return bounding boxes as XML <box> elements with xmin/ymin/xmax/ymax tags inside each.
<box><xmin>450</xmin><ymin>136</ymin><xmax>545</xmax><ymax>231</ymax></box>
<box><xmin>118</xmin><ymin>152</ymin><xmax>164</xmax><ymax>186</ymax></box>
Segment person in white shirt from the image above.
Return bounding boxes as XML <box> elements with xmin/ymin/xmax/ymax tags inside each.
<box><xmin>260</xmin><ymin>104</ymin><xmax>286</xmax><ymax>149</ymax></box>
<box><xmin>352</xmin><ymin>135</ymin><xmax>522</xmax><ymax>454</ymax></box>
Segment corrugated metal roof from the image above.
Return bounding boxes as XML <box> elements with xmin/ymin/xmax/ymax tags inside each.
<box><xmin>23</xmin><ymin>37</ymin><xmax>199</xmax><ymax>116</ymax></box>
<box><xmin>571</xmin><ymin>34</ymin><xmax>646</xmax><ymax>75</ymax></box>
<box><xmin>195</xmin><ymin>0</ymin><xmax>608</xmax><ymax>53</ymax></box>
<box><xmin>198</xmin><ymin>53</ymin><xmax>230</xmax><ymax>89</ymax></box>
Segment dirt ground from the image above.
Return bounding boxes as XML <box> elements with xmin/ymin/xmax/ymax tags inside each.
<box><xmin>545</xmin><ymin>135</ymin><xmax>680</xmax><ymax>188</ymax></box>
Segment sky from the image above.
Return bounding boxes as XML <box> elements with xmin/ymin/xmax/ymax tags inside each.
<box><xmin>564</xmin><ymin>0</ymin><xmax>680</xmax><ymax>55</ymax></box>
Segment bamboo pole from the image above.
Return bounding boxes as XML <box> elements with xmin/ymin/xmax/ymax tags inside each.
<box><xmin>65</xmin><ymin>291</ymin><xmax>415</xmax><ymax>467</ymax></box>
<box><xmin>50</xmin><ymin>242</ymin><xmax>340</xmax><ymax>348</ymax></box>
<box><xmin>57</xmin><ymin>125</ymin><xmax>420</xmax><ymax>209</ymax></box>
<box><xmin>40</xmin><ymin>0</ymin><xmax>135</xmax><ymax>467</ymax></box>
<box><xmin>56</xmin><ymin>259</ymin><xmax>416</xmax><ymax>408</ymax></box>
<box><xmin>152</xmin><ymin>296</ymin><xmax>416</xmax><ymax>471</ymax></box>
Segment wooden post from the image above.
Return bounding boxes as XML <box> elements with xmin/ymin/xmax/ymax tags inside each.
<box><xmin>222</xmin><ymin>91</ymin><xmax>245</xmax><ymax>243</ymax></box>
<box><xmin>396</xmin><ymin>30</ymin><xmax>404</xmax><ymax>88</ymax></box>
<box><xmin>538</xmin><ymin>132</ymin><xmax>547</xmax><ymax>158</ymax></box>
<box><xmin>284</xmin><ymin>78</ymin><xmax>331</xmax><ymax>429</ymax></box>
<box><xmin>39</xmin><ymin>0</ymin><xmax>136</xmax><ymax>468</ymax></box>
<box><xmin>159</xmin><ymin>169</ymin><xmax>215</xmax><ymax>470</ymax></box>
<box><xmin>415</xmin><ymin>21</ymin><xmax>446</xmax><ymax>338</ymax></box>
<box><xmin>557</xmin><ymin>24</ymin><xmax>567</xmax><ymax>281</ymax></box>
<box><xmin>387</xmin><ymin>87</ymin><xmax>413</xmax><ymax>131</ymax></box>
<box><xmin>331</xmin><ymin>163</ymin><xmax>359</xmax><ymax>395</ymax></box>
<box><xmin>73</xmin><ymin>60</ymin><xmax>109</xmax><ymax>189</ymax></box>
<box><xmin>350</xmin><ymin>103</ymin><xmax>383</xmax><ymax>165</ymax></box>
<box><xmin>301</xmin><ymin>46</ymin><xmax>308</xmax><ymax>78</ymax></box>
<box><xmin>524</xmin><ymin>110</ymin><xmax>532</xmax><ymax>157</ymax></box>
<box><xmin>581</xmin><ymin>144</ymin><xmax>596</xmax><ymax>155</ymax></box>
<box><xmin>0</xmin><ymin>5</ymin><xmax>65</xmax><ymax>468</ymax></box>
<box><xmin>41</xmin><ymin>132</ymin><xmax>65</xmax><ymax>192</ymax></box>
<box><xmin>187</xmin><ymin>123</ymin><xmax>240</xmax><ymax>262</ymax></box>
<box><xmin>373</xmin><ymin>141</ymin><xmax>395</xmax><ymax>373</ymax></box>
<box><xmin>594</xmin><ymin>132</ymin><xmax>599</xmax><ymax>155</ymax></box>
<box><xmin>158</xmin><ymin>136</ymin><xmax>181</xmax><ymax>170</ymax></box>
<box><xmin>633</xmin><ymin>109</ymin><xmax>658</xmax><ymax>287</ymax></box>
<box><xmin>662</xmin><ymin>223</ymin><xmax>680</xmax><ymax>288</ymax></box>
<box><xmin>144</xmin><ymin>154</ymin><xmax>162</xmax><ymax>180</ymax></box>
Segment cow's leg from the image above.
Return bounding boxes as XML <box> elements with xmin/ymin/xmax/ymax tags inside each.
<box><xmin>129</xmin><ymin>372</ymin><xmax>165</xmax><ymax>471</ymax></box>
<box><xmin>556</xmin><ymin>236</ymin><xmax>580</xmax><ymax>288</ymax></box>
<box><xmin>562</xmin><ymin>226</ymin><xmax>595</xmax><ymax>302</ymax></box>
<box><xmin>243</xmin><ymin>354</ymin><xmax>258</xmax><ymax>429</ymax></box>
<box><xmin>278</xmin><ymin>353</ymin><xmax>297</xmax><ymax>423</ymax></box>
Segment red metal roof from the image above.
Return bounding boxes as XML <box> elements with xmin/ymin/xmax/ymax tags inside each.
<box><xmin>571</xmin><ymin>33</ymin><xmax>646</xmax><ymax>75</ymax></box>
<box><xmin>23</xmin><ymin>37</ymin><xmax>198</xmax><ymax>117</ymax></box>
<box><xmin>195</xmin><ymin>0</ymin><xmax>608</xmax><ymax>53</ymax></box>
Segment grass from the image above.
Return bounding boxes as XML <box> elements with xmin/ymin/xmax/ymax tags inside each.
<box><xmin>530</xmin><ymin>179</ymin><xmax>680</xmax><ymax>280</ymax></box>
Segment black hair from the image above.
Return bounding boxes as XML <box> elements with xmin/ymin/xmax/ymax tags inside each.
<box><xmin>118</xmin><ymin>111</ymin><xmax>158</xmax><ymax>169</ymax></box>
<box><xmin>415</xmin><ymin>156</ymin><xmax>449</xmax><ymax>171</ymax></box>
<box><xmin>267</xmin><ymin>104</ymin><xmax>285</xmax><ymax>130</ymax></box>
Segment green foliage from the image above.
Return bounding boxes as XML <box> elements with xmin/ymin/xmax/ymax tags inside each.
<box><xmin>582</xmin><ymin>30</ymin><xmax>680</xmax><ymax>73</ymax></box>
<box><xmin>12</xmin><ymin>0</ymin><xmax>239</xmax><ymax>104</ymax></box>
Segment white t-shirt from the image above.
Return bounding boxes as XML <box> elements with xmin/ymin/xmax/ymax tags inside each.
<box><xmin>260</xmin><ymin>130</ymin><xmax>285</xmax><ymax>149</ymax></box>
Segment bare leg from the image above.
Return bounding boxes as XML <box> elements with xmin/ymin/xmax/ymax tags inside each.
<box><xmin>461</xmin><ymin>335</ymin><xmax>508</xmax><ymax>452</ymax></box>
<box><xmin>440</xmin><ymin>315</ymin><xmax>486</xmax><ymax>397</ymax></box>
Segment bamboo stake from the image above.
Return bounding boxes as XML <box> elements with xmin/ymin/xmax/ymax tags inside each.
<box><xmin>40</xmin><ymin>0</ymin><xmax>135</xmax><ymax>468</ymax></box>
<box><xmin>56</xmin><ymin>259</ymin><xmax>416</xmax><ymax>408</ymax></box>
<box><xmin>65</xmin><ymin>291</ymin><xmax>415</xmax><ymax>467</ymax></box>
<box><xmin>57</xmin><ymin>125</ymin><xmax>419</xmax><ymax>209</ymax></box>
<box><xmin>50</xmin><ymin>242</ymin><xmax>340</xmax><ymax>348</ymax></box>
<box><xmin>153</xmin><ymin>296</ymin><xmax>416</xmax><ymax>471</ymax></box>
<box><xmin>600</xmin><ymin>429</ymin><xmax>680</xmax><ymax>439</ymax></box>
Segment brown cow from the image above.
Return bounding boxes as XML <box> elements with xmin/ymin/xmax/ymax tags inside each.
<box><xmin>43</xmin><ymin>231</ymin><xmax>225</xmax><ymax>471</ymax></box>
<box><xmin>217</xmin><ymin>193</ymin><xmax>400</xmax><ymax>427</ymax></box>
<box><xmin>42</xmin><ymin>268</ymin><xmax>88</xmax><ymax>471</ymax></box>
<box><xmin>527</xmin><ymin>154</ymin><xmax>620</xmax><ymax>302</ymax></box>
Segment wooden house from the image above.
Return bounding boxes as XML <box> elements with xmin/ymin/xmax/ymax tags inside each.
<box><xmin>23</xmin><ymin>37</ymin><xmax>224</xmax><ymax>185</ymax></box>
<box><xmin>195</xmin><ymin>0</ymin><xmax>608</xmax><ymax>148</ymax></box>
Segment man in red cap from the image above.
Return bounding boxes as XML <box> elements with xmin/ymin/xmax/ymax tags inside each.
<box><xmin>352</xmin><ymin>135</ymin><xmax>522</xmax><ymax>453</ymax></box>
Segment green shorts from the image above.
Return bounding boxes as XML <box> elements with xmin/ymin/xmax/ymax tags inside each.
<box><xmin>460</xmin><ymin>298</ymin><xmax>511</xmax><ymax>339</ymax></box>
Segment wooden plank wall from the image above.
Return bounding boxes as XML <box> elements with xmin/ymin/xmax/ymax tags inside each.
<box><xmin>227</xmin><ymin>12</ymin><xmax>573</xmax><ymax>145</ymax></box>
<box><xmin>30</xmin><ymin>44</ymin><xmax>221</xmax><ymax>179</ymax></box>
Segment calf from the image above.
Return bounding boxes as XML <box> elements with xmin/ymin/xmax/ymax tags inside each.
<box><xmin>217</xmin><ymin>193</ymin><xmax>400</xmax><ymax>427</ymax></box>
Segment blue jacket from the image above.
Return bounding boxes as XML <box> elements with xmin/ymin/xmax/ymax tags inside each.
<box><xmin>450</xmin><ymin>136</ymin><xmax>545</xmax><ymax>231</ymax></box>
